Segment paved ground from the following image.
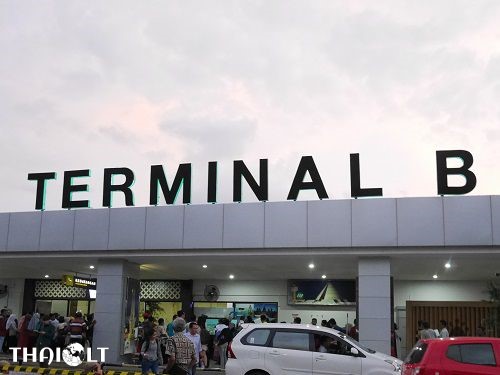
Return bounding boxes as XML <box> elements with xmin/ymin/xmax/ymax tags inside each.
<box><xmin>0</xmin><ymin>354</ymin><xmax>225</xmax><ymax>374</ymax></box>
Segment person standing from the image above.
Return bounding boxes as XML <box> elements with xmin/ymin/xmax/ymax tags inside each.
<box><xmin>184</xmin><ymin>322</ymin><xmax>202</xmax><ymax>375</ymax></box>
<box><xmin>35</xmin><ymin>315</ymin><xmax>55</xmax><ymax>368</ymax></box>
<box><xmin>197</xmin><ymin>316</ymin><xmax>210</xmax><ymax>369</ymax></box>
<box><xmin>165</xmin><ymin>318</ymin><xmax>196</xmax><ymax>375</ymax></box>
<box><xmin>17</xmin><ymin>313</ymin><xmax>32</xmax><ymax>362</ymax></box>
<box><xmin>69</xmin><ymin>311</ymin><xmax>87</xmax><ymax>345</ymax></box>
<box><xmin>140</xmin><ymin>332</ymin><xmax>163</xmax><ymax>375</ymax></box>
<box><xmin>439</xmin><ymin>320</ymin><xmax>449</xmax><ymax>338</ymax></box>
<box><xmin>5</xmin><ymin>313</ymin><xmax>18</xmax><ymax>351</ymax></box>
<box><xmin>348</xmin><ymin>319</ymin><xmax>359</xmax><ymax>341</ymax></box>
<box><xmin>0</xmin><ymin>310</ymin><xmax>7</xmax><ymax>353</ymax></box>
<box><xmin>216</xmin><ymin>319</ymin><xmax>232</xmax><ymax>369</ymax></box>
<box><xmin>167</xmin><ymin>314</ymin><xmax>178</xmax><ymax>337</ymax></box>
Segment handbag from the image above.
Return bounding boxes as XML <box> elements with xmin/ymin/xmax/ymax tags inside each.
<box><xmin>163</xmin><ymin>338</ymin><xmax>188</xmax><ymax>375</ymax></box>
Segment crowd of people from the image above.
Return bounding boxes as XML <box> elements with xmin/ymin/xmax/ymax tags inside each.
<box><xmin>416</xmin><ymin>318</ymin><xmax>487</xmax><ymax>341</ymax></box>
<box><xmin>136</xmin><ymin>311</ymin><xmax>365</xmax><ymax>375</ymax></box>
<box><xmin>0</xmin><ymin>308</ymin><xmax>96</xmax><ymax>366</ymax></box>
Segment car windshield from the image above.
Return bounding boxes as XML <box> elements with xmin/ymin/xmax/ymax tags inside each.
<box><xmin>340</xmin><ymin>333</ymin><xmax>376</xmax><ymax>354</ymax></box>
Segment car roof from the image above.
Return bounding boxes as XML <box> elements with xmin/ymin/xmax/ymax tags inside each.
<box><xmin>239</xmin><ymin>323</ymin><xmax>343</xmax><ymax>335</ymax></box>
<box><xmin>419</xmin><ymin>337</ymin><xmax>500</xmax><ymax>344</ymax></box>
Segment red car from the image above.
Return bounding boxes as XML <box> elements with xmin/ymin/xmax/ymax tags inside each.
<box><xmin>403</xmin><ymin>337</ymin><xmax>500</xmax><ymax>375</ymax></box>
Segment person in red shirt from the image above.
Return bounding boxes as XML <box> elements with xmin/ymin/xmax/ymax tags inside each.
<box><xmin>0</xmin><ymin>310</ymin><xmax>7</xmax><ymax>353</ymax></box>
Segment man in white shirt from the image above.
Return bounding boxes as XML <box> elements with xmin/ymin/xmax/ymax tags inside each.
<box><xmin>184</xmin><ymin>322</ymin><xmax>202</xmax><ymax>375</ymax></box>
<box><xmin>439</xmin><ymin>319</ymin><xmax>449</xmax><ymax>338</ymax></box>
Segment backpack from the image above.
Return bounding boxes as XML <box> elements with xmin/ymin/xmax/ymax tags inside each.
<box><xmin>217</xmin><ymin>327</ymin><xmax>233</xmax><ymax>346</ymax></box>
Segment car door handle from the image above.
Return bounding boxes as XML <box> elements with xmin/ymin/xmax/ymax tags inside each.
<box><xmin>316</xmin><ymin>356</ymin><xmax>327</xmax><ymax>361</ymax></box>
<box><xmin>269</xmin><ymin>350</ymin><xmax>281</xmax><ymax>356</ymax></box>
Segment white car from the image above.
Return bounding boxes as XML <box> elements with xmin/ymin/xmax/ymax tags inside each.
<box><xmin>226</xmin><ymin>323</ymin><xmax>402</xmax><ymax>375</ymax></box>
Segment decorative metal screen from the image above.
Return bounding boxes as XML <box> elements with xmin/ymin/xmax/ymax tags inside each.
<box><xmin>140</xmin><ymin>281</ymin><xmax>181</xmax><ymax>300</ymax></box>
<box><xmin>34</xmin><ymin>280</ymin><xmax>87</xmax><ymax>299</ymax></box>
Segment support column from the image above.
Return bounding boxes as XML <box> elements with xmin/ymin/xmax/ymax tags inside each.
<box><xmin>92</xmin><ymin>260</ymin><xmax>140</xmax><ymax>364</ymax></box>
<box><xmin>358</xmin><ymin>258</ymin><xmax>392</xmax><ymax>355</ymax></box>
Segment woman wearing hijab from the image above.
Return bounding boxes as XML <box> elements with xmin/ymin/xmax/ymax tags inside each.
<box><xmin>18</xmin><ymin>314</ymin><xmax>32</xmax><ymax>354</ymax></box>
<box><xmin>6</xmin><ymin>314</ymin><xmax>18</xmax><ymax>350</ymax></box>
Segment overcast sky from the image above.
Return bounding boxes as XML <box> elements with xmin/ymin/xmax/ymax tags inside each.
<box><xmin>1</xmin><ymin>1</ymin><xmax>500</xmax><ymax>212</ymax></box>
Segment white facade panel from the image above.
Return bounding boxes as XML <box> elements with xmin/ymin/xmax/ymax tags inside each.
<box><xmin>108</xmin><ymin>207</ymin><xmax>147</xmax><ymax>250</ymax></box>
<box><xmin>40</xmin><ymin>210</ymin><xmax>75</xmax><ymax>251</ymax></box>
<box><xmin>397</xmin><ymin>197</ymin><xmax>444</xmax><ymax>246</ymax></box>
<box><xmin>145</xmin><ymin>205</ymin><xmax>184</xmax><ymax>249</ymax></box>
<box><xmin>443</xmin><ymin>196</ymin><xmax>493</xmax><ymax>246</ymax></box>
<box><xmin>7</xmin><ymin>211</ymin><xmax>41</xmax><ymax>251</ymax></box>
<box><xmin>265</xmin><ymin>201</ymin><xmax>307</xmax><ymax>248</ymax></box>
<box><xmin>491</xmin><ymin>196</ymin><xmax>500</xmax><ymax>245</ymax></box>
<box><xmin>0</xmin><ymin>213</ymin><xmax>9</xmax><ymax>251</ymax></box>
<box><xmin>73</xmin><ymin>209</ymin><xmax>109</xmax><ymax>251</ymax></box>
<box><xmin>358</xmin><ymin>276</ymin><xmax>391</xmax><ymax>298</ymax></box>
<box><xmin>307</xmin><ymin>200</ymin><xmax>351</xmax><ymax>247</ymax></box>
<box><xmin>359</xmin><ymin>318</ymin><xmax>392</xmax><ymax>341</ymax></box>
<box><xmin>352</xmin><ymin>199</ymin><xmax>397</xmax><ymax>247</ymax></box>
<box><xmin>358</xmin><ymin>258</ymin><xmax>391</xmax><ymax>276</ymax></box>
<box><xmin>223</xmin><ymin>202</ymin><xmax>265</xmax><ymax>248</ymax></box>
<box><xmin>358</xmin><ymin>297</ymin><xmax>391</xmax><ymax>319</ymax></box>
<box><xmin>183</xmin><ymin>204</ymin><xmax>223</xmax><ymax>249</ymax></box>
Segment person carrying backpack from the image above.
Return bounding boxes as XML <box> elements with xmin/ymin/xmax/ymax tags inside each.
<box><xmin>140</xmin><ymin>332</ymin><xmax>163</xmax><ymax>375</ymax></box>
<box><xmin>216</xmin><ymin>318</ymin><xmax>232</xmax><ymax>369</ymax></box>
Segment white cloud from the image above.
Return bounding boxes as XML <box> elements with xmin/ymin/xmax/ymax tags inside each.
<box><xmin>1</xmin><ymin>1</ymin><xmax>500</xmax><ymax>212</ymax></box>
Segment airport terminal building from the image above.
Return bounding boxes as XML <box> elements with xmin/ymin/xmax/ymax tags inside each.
<box><xmin>1</xmin><ymin>195</ymin><xmax>500</xmax><ymax>362</ymax></box>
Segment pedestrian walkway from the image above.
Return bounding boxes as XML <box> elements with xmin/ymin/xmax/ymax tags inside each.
<box><xmin>0</xmin><ymin>354</ymin><xmax>224</xmax><ymax>375</ymax></box>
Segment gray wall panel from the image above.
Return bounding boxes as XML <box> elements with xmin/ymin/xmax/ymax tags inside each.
<box><xmin>491</xmin><ymin>196</ymin><xmax>500</xmax><ymax>245</ymax></box>
<box><xmin>397</xmin><ymin>197</ymin><xmax>444</xmax><ymax>246</ymax></box>
<box><xmin>73</xmin><ymin>209</ymin><xmax>110</xmax><ymax>250</ymax></box>
<box><xmin>352</xmin><ymin>199</ymin><xmax>397</xmax><ymax>247</ymax></box>
<box><xmin>145</xmin><ymin>206</ymin><xmax>184</xmax><ymax>249</ymax></box>
<box><xmin>7</xmin><ymin>212</ymin><xmax>42</xmax><ymax>251</ymax></box>
<box><xmin>40</xmin><ymin>210</ymin><xmax>75</xmax><ymax>251</ymax></box>
<box><xmin>108</xmin><ymin>207</ymin><xmax>146</xmax><ymax>250</ymax></box>
<box><xmin>223</xmin><ymin>202</ymin><xmax>265</xmax><ymax>248</ymax></box>
<box><xmin>307</xmin><ymin>200</ymin><xmax>351</xmax><ymax>247</ymax></box>
<box><xmin>265</xmin><ymin>201</ymin><xmax>307</xmax><ymax>248</ymax></box>
<box><xmin>183</xmin><ymin>204</ymin><xmax>223</xmax><ymax>249</ymax></box>
<box><xmin>444</xmin><ymin>196</ymin><xmax>492</xmax><ymax>246</ymax></box>
<box><xmin>0</xmin><ymin>213</ymin><xmax>9</xmax><ymax>251</ymax></box>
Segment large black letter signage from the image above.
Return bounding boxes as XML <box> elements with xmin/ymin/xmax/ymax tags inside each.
<box><xmin>62</xmin><ymin>169</ymin><xmax>90</xmax><ymax>209</ymax></box>
<box><xmin>350</xmin><ymin>153</ymin><xmax>383</xmax><ymax>198</ymax></box>
<box><xmin>150</xmin><ymin>164</ymin><xmax>192</xmax><ymax>205</ymax></box>
<box><xmin>28</xmin><ymin>172</ymin><xmax>57</xmax><ymax>210</ymax></box>
<box><xmin>233</xmin><ymin>159</ymin><xmax>268</xmax><ymax>202</ymax></box>
<box><xmin>436</xmin><ymin>150</ymin><xmax>476</xmax><ymax>195</ymax></box>
<box><xmin>103</xmin><ymin>168</ymin><xmax>135</xmax><ymax>207</ymax></box>
<box><xmin>287</xmin><ymin>156</ymin><xmax>328</xmax><ymax>200</ymax></box>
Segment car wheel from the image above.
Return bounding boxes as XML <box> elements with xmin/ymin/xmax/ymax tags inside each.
<box><xmin>246</xmin><ymin>371</ymin><xmax>270</xmax><ymax>375</ymax></box>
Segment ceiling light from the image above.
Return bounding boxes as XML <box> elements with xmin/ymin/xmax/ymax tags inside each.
<box><xmin>445</xmin><ymin>262</ymin><xmax>451</xmax><ymax>269</ymax></box>
<box><xmin>44</xmin><ymin>275</ymin><xmax>50</xmax><ymax>278</ymax></box>
<box><xmin>308</xmin><ymin>263</ymin><xmax>315</xmax><ymax>269</ymax></box>
<box><xmin>321</xmin><ymin>275</ymin><xmax>326</xmax><ymax>279</ymax></box>
<box><xmin>433</xmin><ymin>274</ymin><xmax>438</xmax><ymax>279</ymax></box>
<box><xmin>202</xmin><ymin>265</ymin><xmax>208</xmax><ymax>269</ymax></box>
<box><xmin>229</xmin><ymin>274</ymin><xmax>235</xmax><ymax>279</ymax></box>
<box><xmin>89</xmin><ymin>265</ymin><xmax>95</xmax><ymax>269</ymax></box>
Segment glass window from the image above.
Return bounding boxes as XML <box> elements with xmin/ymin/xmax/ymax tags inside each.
<box><xmin>272</xmin><ymin>331</ymin><xmax>310</xmax><ymax>351</ymax></box>
<box><xmin>315</xmin><ymin>334</ymin><xmax>352</xmax><ymax>356</ymax></box>
<box><xmin>447</xmin><ymin>344</ymin><xmax>496</xmax><ymax>366</ymax></box>
<box><xmin>243</xmin><ymin>329</ymin><xmax>271</xmax><ymax>346</ymax></box>
<box><xmin>404</xmin><ymin>343</ymin><xmax>428</xmax><ymax>364</ymax></box>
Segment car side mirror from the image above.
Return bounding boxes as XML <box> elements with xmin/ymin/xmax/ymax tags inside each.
<box><xmin>350</xmin><ymin>347</ymin><xmax>359</xmax><ymax>356</ymax></box>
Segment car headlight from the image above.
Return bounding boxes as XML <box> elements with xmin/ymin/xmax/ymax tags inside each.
<box><xmin>384</xmin><ymin>359</ymin><xmax>402</xmax><ymax>372</ymax></box>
